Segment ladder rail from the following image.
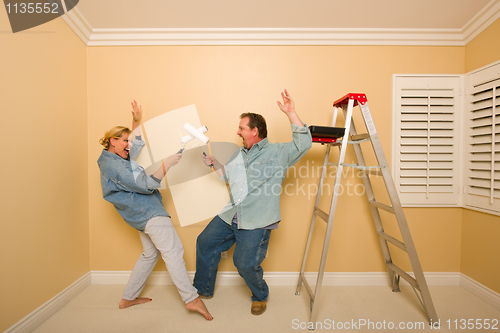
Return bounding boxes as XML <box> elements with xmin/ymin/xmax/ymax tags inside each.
<box><xmin>359</xmin><ymin>102</ymin><xmax>438</xmax><ymax>324</ymax></box>
<box><xmin>310</xmin><ymin>99</ymin><xmax>355</xmax><ymax>322</ymax></box>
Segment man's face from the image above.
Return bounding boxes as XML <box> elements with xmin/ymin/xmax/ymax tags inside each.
<box><xmin>237</xmin><ymin>117</ymin><xmax>259</xmax><ymax>149</ymax></box>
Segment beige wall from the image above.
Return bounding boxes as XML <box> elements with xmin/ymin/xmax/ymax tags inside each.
<box><xmin>0</xmin><ymin>14</ymin><xmax>89</xmax><ymax>332</ymax></box>
<box><xmin>461</xmin><ymin>210</ymin><xmax>500</xmax><ymax>293</ymax></box>
<box><xmin>462</xmin><ymin>17</ymin><xmax>500</xmax><ymax>294</ymax></box>
<box><xmin>465</xmin><ymin>17</ymin><xmax>500</xmax><ymax>72</ymax></box>
<box><xmin>87</xmin><ymin>45</ymin><xmax>464</xmax><ymax>275</ymax></box>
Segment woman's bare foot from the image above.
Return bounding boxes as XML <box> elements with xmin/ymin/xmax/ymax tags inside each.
<box><xmin>119</xmin><ymin>297</ymin><xmax>152</xmax><ymax>309</ymax></box>
<box><xmin>186</xmin><ymin>297</ymin><xmax>213</xmax><ymax>320</ymax></box>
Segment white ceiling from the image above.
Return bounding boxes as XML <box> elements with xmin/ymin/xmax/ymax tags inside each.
<box><xmin>64</xmin><ymin>0</ymin><xmax>500</xmax><ymax>45</ymax></box>
<box><xmin>76</xmin><ymin>0</ymin><xmax>491</xmax><ymax>29</ymax></box>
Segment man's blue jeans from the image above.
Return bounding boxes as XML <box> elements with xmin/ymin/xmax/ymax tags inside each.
<box><xmin>194</xmin><ymin>215</ymin><xmax>271</xmax><ymax>302</ymax></box>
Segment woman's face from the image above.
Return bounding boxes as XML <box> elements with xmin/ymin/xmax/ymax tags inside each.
<box><xmin>110</xmin><ymin>133</ymin><xmax>130</xmax><ymax>159</ymax></box>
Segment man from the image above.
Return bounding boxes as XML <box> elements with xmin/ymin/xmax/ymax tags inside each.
<box><xmin>194</xmin><ymin>90</ymin><xmax>312</xmax><ymax>315</ymax></box>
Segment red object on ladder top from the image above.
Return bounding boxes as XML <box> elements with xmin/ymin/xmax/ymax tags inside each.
<box><xmin>333</xmin><ymin>93</ymin><xmax>367</xmax><ymax>107</ymax></box>
<box><xmin>312</xmin><ymin>137</ymin><xmax>337</xmax><ymax>143</ymax></box>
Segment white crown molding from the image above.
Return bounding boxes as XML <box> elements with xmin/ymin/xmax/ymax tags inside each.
<box><xmin>84</xmin><ymin>27</ymin><xmax>466</xmax><ymax>46</ymax></box>
<box><xmin>61</xmin><ymin>7</ymin><xmax>93</xmax><ymax>45</ymax></box>
<box><xmin>61</xmin><ymin>1</ymin><xmax>500</xmax><ymax>46</ymax></box>
<box><xmin>463</xmin><ymin>0</ymin><xmax>500</xmax><ymax>44</ymax></box>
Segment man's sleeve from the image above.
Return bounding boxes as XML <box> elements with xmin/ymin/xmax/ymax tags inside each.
<box><xmin>285</xmin><ymin>123</ymin><xmax>312</xmax><ymax>166</ymax></box>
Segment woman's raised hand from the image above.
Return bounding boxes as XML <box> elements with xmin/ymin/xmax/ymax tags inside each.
<box><xmin>131</xmin><ymin>100</ymin><xmax>143</xmax><ymax>122</ymax></box>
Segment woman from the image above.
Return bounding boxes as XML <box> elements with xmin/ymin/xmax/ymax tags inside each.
<box><xmin>97</xmin><ymin>101</ymin><xmax>212</xmax><ymax>321</ymax></box>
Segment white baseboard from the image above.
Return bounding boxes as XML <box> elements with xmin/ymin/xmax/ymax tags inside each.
<box><xmin>5</xmin><ymin>272</ymin><xmax>91</xmax><ymax>333</ymax></box>
<box><xmin>459</xmin><ymin>274</ymin><xmax>500</xmax><ymax>310</ymax></box>
<box><xmin>6</xmin><ymin>271</ymin><xmax>499</xmax><ymax>333</ymax></box>
<box><xmin>90</xmin><ymin>270</ymin><xmax>462</xmax><ymax>287</ymax></box>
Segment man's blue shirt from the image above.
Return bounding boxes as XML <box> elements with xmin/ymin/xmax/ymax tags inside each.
<box><xmin>218</xmin><ymin>123</ymin><xmax>312</xmax><ymax>229</ymax></box>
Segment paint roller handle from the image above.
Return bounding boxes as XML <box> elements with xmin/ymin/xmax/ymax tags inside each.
<box><xmin>202</xmin><ymin>153</ymin><xmax>225</xmax><ymax>177</ymax></box>
<box><xmin>202</xmin><ymin>152</ymin><xmax>214</xmax><ymax>167</ymax></box>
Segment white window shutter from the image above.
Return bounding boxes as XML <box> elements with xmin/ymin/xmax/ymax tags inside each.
<box><xmin>393</xmin><ymin>76</ymin><xmax>461</xmax><ymax>206</ymax></box>
<box><xmin>464</xmin><ymin>63</ymin><xmax>500</xmax><ymax>213</ymax></box>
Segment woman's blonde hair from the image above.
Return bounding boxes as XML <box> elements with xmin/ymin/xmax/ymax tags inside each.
<box><xmin>99</xmin><ymin>126</ymin><xmax>131</xmax><ymax>150</ymax></box>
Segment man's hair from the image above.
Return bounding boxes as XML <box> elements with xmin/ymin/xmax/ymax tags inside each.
<box><xmin>240</xmin><ymin>113</ymin><xmax>267</xmax><ymax>139</ymax></box>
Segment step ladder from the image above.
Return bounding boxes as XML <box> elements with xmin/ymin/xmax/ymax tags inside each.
<box><xmin>295</xmin><ymin>93</ymin><xmax>438</xmax><ymax>327</ymax></box>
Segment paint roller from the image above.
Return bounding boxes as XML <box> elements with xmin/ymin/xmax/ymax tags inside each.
<box><xmin>178</xmin><ymin>123</ymin><xmax>214</xmax><ymax>168</ymax></box>
<box><xmin>181</xmin><ymin>124</ymin><xmax>209</xmax><ymax>145</ymax></box>
<box><xmin>177</xmin><ymin>124</ymin><xmax>207</xmax><ymax>153</ymax></box>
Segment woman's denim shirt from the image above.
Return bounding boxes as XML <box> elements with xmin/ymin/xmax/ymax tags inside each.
<box><xmin>97</xmin><ymin>138</ymin><xmax>169</xmax><ymax>231</ymax></box>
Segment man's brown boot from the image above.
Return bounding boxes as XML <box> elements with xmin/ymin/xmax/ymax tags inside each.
<box><xmin>251</xmin><ymin>301</ymin><xmax>267</xmax><ymax>315</ymax></box>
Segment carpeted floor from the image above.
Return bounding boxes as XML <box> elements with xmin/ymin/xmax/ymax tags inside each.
<box><xmin>32</xmin><ymin>284</ymin><xmax>500</xmax><ymax>332</ymax></box>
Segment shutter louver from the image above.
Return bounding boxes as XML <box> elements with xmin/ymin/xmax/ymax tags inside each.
<box><xmin>466</xmin><ymin>76</ymin><xmax>500</xmax><ymax>212</ymax></box>
<box><xmin>394</xmin><ymin>76</ymin><xmax>461</xmax><ymax>206</ymax></box>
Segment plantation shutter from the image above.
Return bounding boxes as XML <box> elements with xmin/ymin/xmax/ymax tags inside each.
<box><xmin>464</xmin><ymin>64</ymin><xmax>500</xmax><ymax>213</ymax></box>
<box><xmin>393</xmin><ymin>76</ymin><xmax>461</xmax><ymax>206</ymax></box>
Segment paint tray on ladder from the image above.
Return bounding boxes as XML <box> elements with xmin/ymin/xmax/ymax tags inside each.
<box><xmin>308</xmin><ymin>125</ymin><xmax>345</xmax><ymax>143</ymax></box>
